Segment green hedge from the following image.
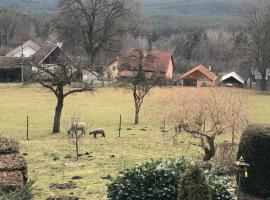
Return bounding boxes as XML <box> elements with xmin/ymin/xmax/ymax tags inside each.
<box><xmin>107</xmin><ymin>157</ymin><xmax>234</xmax><ymax>200</ymax></box>
<box><xmin>237</xmin><ymin>124</ymin><xmax>270</xmax><ymax>198</ymax></box>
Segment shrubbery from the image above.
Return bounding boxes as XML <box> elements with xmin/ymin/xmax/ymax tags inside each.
<box><xmin>107</xmin><ymin>157</ymin><xmax>235</xmax><ymax>200</ymax></box>
<box><xmin>178</xmin><ymin>165</ymin><xmax>211</xmax><ymax>200</ymax></box>
<box><xmin>237</xmin><ymin>124</ymin><xmax>270</xmax><ymax>198</ymax></box>
<box><xmin>0</xmin><ymin>180</ymin><xmax>35</xmax><ymax>200</ymax></box>
<box><xmin>107</xmin><ymin>157</ymin><xmax>188</xmax><ymax>200</ymax></box>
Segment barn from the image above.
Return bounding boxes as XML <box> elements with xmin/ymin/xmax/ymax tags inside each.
<box><xmin>180</xmin><ymin>64</ymin><xmax>217</xmax><ymax>87</ymax></box>
<box><xmin>0</xmin><ymin>57</ymin><xmax>23</xmax><ymax>82</ymax></box>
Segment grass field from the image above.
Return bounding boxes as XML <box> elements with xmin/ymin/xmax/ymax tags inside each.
<box><xmin>0</xmin><ymin>84</ymin><xmax>269</xmax><ymax>199</ymax></box>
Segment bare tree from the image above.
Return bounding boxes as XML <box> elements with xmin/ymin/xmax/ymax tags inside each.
<box><xmin>236</xmin><ymin>0</ymin><xmax>270</xmax><ymax>90</ymax></box>
<box><xmin>28</xmin><ymin>57</ymin><xmax>92</xmax><ymax>133</ymax></box>
<box><xmin>0</xmin><ymin>11</ymin><xmax>19</xmax><ymax>46</ymax></box>
<box><xmin>161</xmin><ymin>88</ymin><xmax>247</xmax><ymax>161</ymax></box>
<box><xmin>117</xmin><ymin>49</ymin><xmax>163</xmax><ymax>124</ymax></box>
<box><xmin>55</xmin><ymin>0</ymin><xmax>138</xmax><ymax>67</ymax></box>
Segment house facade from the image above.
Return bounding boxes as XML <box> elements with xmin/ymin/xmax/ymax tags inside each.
<box><xmin>118</xmin><ymin>51</ymin><xmax>174</xmax><ymax>80</ymax></box>
<box><xmin>180</xmin><ymin>64</ymin><xmax>217</xmax><ymax>87</ymax></box>
<box><xmin>103</xmin><ymin>57</ymin><xmax>120</xmax><ymax>79</ymax></box>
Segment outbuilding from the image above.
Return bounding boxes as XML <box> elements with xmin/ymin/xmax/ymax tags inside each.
<box><xmin>221</xmin><ymin>72</ymin><xmax>245</xmax><ymax>88</ymax></box>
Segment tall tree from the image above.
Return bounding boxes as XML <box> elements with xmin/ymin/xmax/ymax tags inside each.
<box><xmin>55</xmin><ymin>0</ymin><xmax>137</xmax><ymax>67</ymax></box>
<box><xmin>117</xmin><ymin>49</ymin><xmax>163</xmax><ymax>124</ymax></box>
<box><xmin>237</xmin><ymin>0</ymin><xmax>270</xmax><ymax>91</ymax></box>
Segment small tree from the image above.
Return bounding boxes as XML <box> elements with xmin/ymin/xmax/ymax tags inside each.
<box><xmin>29</xmin><ymin>57</ymin><xmax>92</xmax><ymax>133</ymax></box>
<box><xmin>162</xmin><ymin>88</ymin><xmax>247</xmax><ymax>161</ymax></box>
<box><xmin>117</xmin><ymin>49</ymin><xmax>163</xmax><ymax>124</ymax></box>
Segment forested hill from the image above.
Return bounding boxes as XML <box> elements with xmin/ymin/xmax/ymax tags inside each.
<box><xmin>0</xmin><ymin>0</ymin><xmax>241</xmax><ymax>27</ymax></box>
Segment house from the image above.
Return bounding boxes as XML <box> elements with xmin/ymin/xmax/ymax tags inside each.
<box><xmin>221</xmin><ymin>72</ymin><xmax>245</xmax><ymax>88</ymax></box>
<box><xmin>248</xmin><ymin>69</ymin><xmax>270</xmax><ymax>90</ymax></box>
<box><xmin>180</xmin><ymin>64</ymin><xmax>217</xmax><ymax>87</ymax></box>
<box><xmin>0</xmin><ymin>57</ymin><xmax>31</xmax><ymax>82</ymax></box>
<box><xmin>103</xmin><ymin>57</ymin><xmax>120</xmax><ymax>79</ymax></box>
<box><xmin>6</xmin><ymin>40</ymin><xmax>40</xmax><ymax>58</ymax></box>
<box><xmin>118</xmin><ymin>50</ymin><xmax>174</xmax><ymax>80</ymax></box>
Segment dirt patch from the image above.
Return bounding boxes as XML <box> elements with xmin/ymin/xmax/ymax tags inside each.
<box><xmin>46</xmin><ymin>196</ymin><xmax>79</xmax><ymax>200</ymax></box>
<box><xmin>49</xmin><ymin>181</ymin><xmax>77</xmax><ymax>190</ymax></box>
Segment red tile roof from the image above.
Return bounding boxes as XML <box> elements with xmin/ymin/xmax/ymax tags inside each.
<box><xmin>181</xmin><ymin>64</ymin><xmax>217</xmax><ymax>81</ymax></box>
<box><xmin>119</xmin><ymin>50</ymin><xmax>173</xmax><ymax>73</ymax></box>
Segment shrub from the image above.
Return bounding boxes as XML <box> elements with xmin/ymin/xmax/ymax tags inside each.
<box><xmin>0</xmin><ymin>180</ymin><xmax>36</xmax><ymax>200</ymax></box>
<box><xmin>107</xmin><ymin>157</ymin><xmax>235</xmax><ymax>200</ymax></box>
<box><xmin>107</xmin><ymin>157</ymin><xmax>188</xmax><ymax>200</ymax></box>
<box><xmin>207</xmin><ymin>167</ymin><xmax>235</xmax><ymax>200</ymax></box>
<box><xmin>178</xmin><ymin>164</ymin><xmax>211</xmax><ymax>200</ymax></box>
<box><xmin>237</xmin><ymin>124</ymin><xmax>270</xmax><ymax>198</ymax></box>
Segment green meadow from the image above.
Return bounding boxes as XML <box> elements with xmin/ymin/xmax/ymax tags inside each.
<box><xmin>0</xmin><ymin>84</ymin><xmax>269</xmax><ymax>199</ymax></box>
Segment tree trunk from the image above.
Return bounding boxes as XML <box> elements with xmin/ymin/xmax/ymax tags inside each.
<box><xmin>260</xmin><ymin>78</ymin><xmax>267</xmax><ymax>91</ymax></box>
<box><xmin>203</xmin><ymin>137</ymin><xmax>216</xmax><ymax>161</ymax></box>
<box><xmin>134</xmin><ymin>107</ymin><xmax>140</xmax><ymax>125</ymax></box>
<box><xmin>53</xmin><ymin>86</ymin><xmax>64</xmax><ymax>133</ymax></box>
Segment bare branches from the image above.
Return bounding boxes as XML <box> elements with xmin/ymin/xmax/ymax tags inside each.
<box><xmin>55</xmin><ymin>0</ymin><xmax>138</xmax><ymax>67</ymax></box>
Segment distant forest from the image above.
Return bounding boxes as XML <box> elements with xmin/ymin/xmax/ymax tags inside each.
<box><xmin>0</xmin><ymin>0</ymin><xmax>240</xmax><ymax>29</ymax></box>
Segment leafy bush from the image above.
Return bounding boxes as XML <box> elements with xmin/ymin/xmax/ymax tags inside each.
<box><xmin>107</xmin><ymin>157</ymin><xmax>188</xmax><ymax>200</ymax></box>
<box><xmin>0</xmin><ymin>180</ymin><xmax>36</xmax><ymax>200</ymax></box>
<box><xmin>237</xmin><ymin>124</ymin><xmax>270</xmax><ymax>198</ymax></box>
<box><xmin>178</xmin><ymin>164</ymin><xmax>211</xmax><ymax>200</ymax></box>
<box><xmin>107</xmin><ymin>157</ymin><xmax>235</xmax><ymax>200</ymax></box>
<box><xmin>207</xmin><ymin>167</ymin><xmax>235</xmax><ymax>200</ymax></box>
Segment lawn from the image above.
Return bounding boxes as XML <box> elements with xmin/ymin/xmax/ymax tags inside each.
<box><xmin>0</xmin><ymin>84</ymin><xmax>269</xmax><ymax>199</ymax></box>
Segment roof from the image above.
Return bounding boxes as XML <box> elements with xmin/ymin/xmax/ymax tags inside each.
<box><xmin>0</xmin><ymin>57</ymin><xmax>20</xmax><ymax>69</ymax></box>
<box><xmin>32</xmin><ymin>41</ymin><xmax>58</xmax><ymax>65</ymax></box>
<box><xmin>119</xmin><ymin>50</ymin><xmax>173</xmax><ymax>73</ymax></box>
<box><xmin>181</xmin><ymin>64</ymin><xmax>217</xmax><ymax>81</ymax></box>
<box><xmin>6</xmin><ymin>40</ymin><xmax>40</xmax><ymax>57</ymax></box>
<box><xmin>221</xmin><ymin>72</ymin><xmax>245</xmax><ymax>84</ymax></box>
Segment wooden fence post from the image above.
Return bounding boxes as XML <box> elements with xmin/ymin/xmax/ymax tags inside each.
<box><xmin>119</xmin><ymin>115</ymin><xmax>122</xmax><ymax>138</ymax></box>
<box><xmin>26</xmin><ymin>116</ymin><xmax>29</xmax><ymax>140</ymax></box>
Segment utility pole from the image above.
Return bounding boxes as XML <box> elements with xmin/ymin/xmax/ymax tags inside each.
<box><xmin>21</xmin><ymin>42</ymin><xmax>24</xmax><ymax>84</ymax></box>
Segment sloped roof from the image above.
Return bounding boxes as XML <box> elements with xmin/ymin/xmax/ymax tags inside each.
<box><xmin>6</xmin><ymin>40</ymin><xmax>40</xmax><ymax>57</ymax></box>
<box><xmin>221</xmin><ymin>72</ymin><xmax>245</xmax><ymax>84</ymax></box>
<box><xmin>181</xmin><ymin>64</ymin><xmax>217</xmax><ymax>81</ymax></box>
<box><xmin>0</xmin><ymin>57</ymin><xmax>20</xmax><ymax>69</ymax></box>
<box><xmin>119</xmin><ymin>50</ymin><xmax>173</xmax><ymax>73</ymax></box>
<box><xmin>32</xmin><ymin>41</ymin><xmax>58</xmax><ymax>65</ymax></box>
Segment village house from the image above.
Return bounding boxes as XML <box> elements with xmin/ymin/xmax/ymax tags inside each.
<box><xmin>247</xmin><ymin>68</ymin><xmax>270</xmax><ymax>90</ymax></box>
<box><xmin>221</xmin><ymin>72</ymin><xmax>245</xmax><ymax>88</ymax></box>
<box><xmin>6</xmin><ymin>40</ymin><xmax>40</xmax><ymax>58</ymax></box>
<box><xmin>103</xmin><ymin>57</ymin><xmax>120</xmax><ymax>79</ymax></box>
<box><xmin>180</xmin><ymin>64</ymin><xmax>217</xmax><ymax>87</ymax></box>
<box><xmin>118</xmin><ymin>50</ymin><xmax>174</xmax><ymax>80</ymax></box>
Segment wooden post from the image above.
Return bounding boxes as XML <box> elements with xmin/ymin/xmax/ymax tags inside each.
<box><xmin>163</xmin><ymin>117</ymin><xmax>166</xmax><ymax>132</ymax></box>
<box><xmin>119</xmin><ymin>115</ymin><xmax>122</xmax><ymax>138</ymax></box>
<box><xmin>26</xmin><ymin>116</ymin><xmax>29</xmax><ymax>140</ymax></box>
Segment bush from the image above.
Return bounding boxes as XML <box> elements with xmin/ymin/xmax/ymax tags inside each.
<box><xmin>107</xmin><ymin>157</ymin><xmax>188</xmax><ymax>200</ymax></box>
<box><xmin>107</xmin><ymin>157</ymin><xmax>235</xmax><ymax>200</ymax></box>
<box><xmin>178</xmin><ymin>164</ymin><xmax>211</xmax><ymax>200</ymax></box>
<box><xmin>0</xmin><ymin>180</ymin><xmax>36</xmax><ymax>200</ymax></box>
<box><xmin>207</xmin><ymin>167</ymin><xmax>235</xmax><ymax>200</ymax></box>
<box><xmin>237</xmin><ymin>124</ymin><xmax>270</xmax><ymax>198</ymax></box>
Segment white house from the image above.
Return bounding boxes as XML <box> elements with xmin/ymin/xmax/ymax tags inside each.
<box><xmin>221</xmin><ymin>72</ymin><xmax>245</xmax><ymax>87</ymax></box>
<box><xmin>6</xmin><ymin>40</ymin><xmax>41</xmax><ymax>58</ymax></box>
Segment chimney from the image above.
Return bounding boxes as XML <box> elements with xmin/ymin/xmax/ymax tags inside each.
<box><xmin>209</xmin><ymin>66</ymin><xmax>212</xmax><ymax>71</ymax></box>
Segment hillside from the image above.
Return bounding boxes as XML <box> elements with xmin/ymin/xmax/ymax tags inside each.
<box><xmin>0</xmin><ymin>0</ymin><xmax>241</xmax><ymax>27</ymax></box>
